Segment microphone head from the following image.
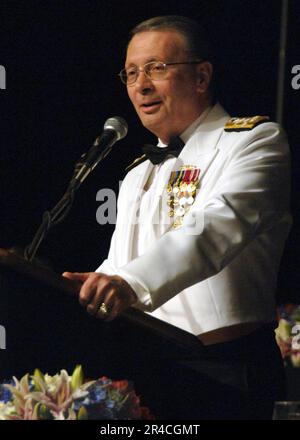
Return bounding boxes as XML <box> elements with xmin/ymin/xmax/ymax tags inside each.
<box><xmin>104</xmin><ymin>116</ymin><xmax>128</xmax><ymax>141</ymax></box>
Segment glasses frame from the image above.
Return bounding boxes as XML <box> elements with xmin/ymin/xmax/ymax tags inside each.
<box><xmin>118</xmin><ymin>60</ymin><xmax>203</xmax><ymax>86</ymax></box>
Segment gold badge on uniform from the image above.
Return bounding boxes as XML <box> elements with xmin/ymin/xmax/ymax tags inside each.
<box><xmin>224</xmin><ymin>115</ymin><xmax>270</xmax><ymax>131</ymax></box>
<box><xmin>166</xmin><ymin>165</ymin><xmax>201</xmax><ymax>229</ymax></box>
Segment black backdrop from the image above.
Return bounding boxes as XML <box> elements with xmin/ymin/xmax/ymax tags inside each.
<box><xmin>0</xmin><ymin>0</ymin><xmax>299</xmax><ymax>302</ymax></box>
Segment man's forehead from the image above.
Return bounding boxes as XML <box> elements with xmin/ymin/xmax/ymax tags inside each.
<box><xmin>125</xmin><ymin>30</ymin><xmax>188</xmax><ymax>64</ymax></box>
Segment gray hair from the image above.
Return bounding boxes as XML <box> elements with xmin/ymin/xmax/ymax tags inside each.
<box><xmin>129</xmin><ymin>15</ymin><xmax>215</xmax><ymax>65</ymax></box>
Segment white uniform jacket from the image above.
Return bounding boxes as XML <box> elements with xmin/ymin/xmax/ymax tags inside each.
<box><xmin>96</xmin><ymin>103</ymin><xmax>291</xmax><ymax>336</ymax></box>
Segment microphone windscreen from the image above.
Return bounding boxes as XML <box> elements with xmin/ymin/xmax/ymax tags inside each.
<box><xmin>104</xmin><ymin>116</ymin><xmax>128</xmax><ymax>141</ymax></box>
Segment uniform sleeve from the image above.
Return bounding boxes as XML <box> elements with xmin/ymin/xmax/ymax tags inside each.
<box><xmin>95</xmin><ymin>189</ymin><xmax>153</xmax><ymax>308</ymax></box>
<box><xmin>95</xmin><ymin>230</ymin><xmax>118</xmax><ymax>275</ymax></box>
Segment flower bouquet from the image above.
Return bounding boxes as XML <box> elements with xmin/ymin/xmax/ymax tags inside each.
<box><xmin>0</xmin><ymin>365</ymin><xmax>154</xmax><ymax>420</ymax></box>
<box><xmin>275</xmin><ymin>304</ymin><xmax>300</xmax><ymax>367</ymax></box>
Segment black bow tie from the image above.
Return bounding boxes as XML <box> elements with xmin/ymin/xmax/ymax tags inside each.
<box><xmin>142</xmin><ymin>136</ymin><xmax>185</xmax><ymax>165</ymax></box>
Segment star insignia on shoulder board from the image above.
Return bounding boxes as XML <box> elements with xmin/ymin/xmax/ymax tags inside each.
<box><xmin>224</xmin><ymin>115</ymin><xmax>270</xmax><ymax>132</ymax></box>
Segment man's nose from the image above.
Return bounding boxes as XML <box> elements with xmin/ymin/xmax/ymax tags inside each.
<box><xmin>134</xmin><ymin>70</ymin><xmax>154</xmax><ymax>93</ymax></box>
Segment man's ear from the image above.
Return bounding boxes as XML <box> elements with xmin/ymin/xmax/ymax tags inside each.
<box><xmin>196</xmin><ymin>61</ymin><xmax>213</xmax><ymax>93</ymax></box>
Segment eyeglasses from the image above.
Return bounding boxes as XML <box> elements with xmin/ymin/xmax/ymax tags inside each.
<box><xmin>118</xmin><ymin>60</ymin><xmax>203</xmax><ymax>85</ymax></box>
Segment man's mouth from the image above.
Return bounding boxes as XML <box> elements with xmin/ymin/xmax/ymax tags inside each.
<box><xmin>140</xmin><ymin>100</ymin><xmax>162</xmax><ymax>112</ymax></box>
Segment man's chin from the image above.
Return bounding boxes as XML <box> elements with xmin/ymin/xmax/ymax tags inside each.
<box><xmin>140</xmin><ymin>119</ymin><xmax>164</xmax><ymax>136</ymax></box>
<box><xmin>139</xmin><ymin>113</ymin><xmax>165</xmax><ymax>132</ymax></box>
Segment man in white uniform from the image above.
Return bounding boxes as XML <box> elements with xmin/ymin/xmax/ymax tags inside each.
<box><xmin>64</xmin><ymin>16</ymin><xmax>291</xmax><ymax>419</ymax></box>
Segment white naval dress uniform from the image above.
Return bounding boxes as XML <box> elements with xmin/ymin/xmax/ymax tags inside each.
<box><xmin>94</xmin><ymin>102</ymin><xmax>291</xmax><ymax>419</ymax></box>
<box><xmin>96</xmin><ymin>103</ymin><xmax>291</xmax><ymax>337</ymax></box>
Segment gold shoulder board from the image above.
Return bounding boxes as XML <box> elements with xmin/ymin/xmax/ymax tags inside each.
<box><xmin>125</xmin><ymin>154</ymin><xmax>147</xmax><ymax>172</ymax></box>
<box><xmin>224</xmin><ymin>115</ymin><xmax>270</xmax><ymax>132</ymax></box>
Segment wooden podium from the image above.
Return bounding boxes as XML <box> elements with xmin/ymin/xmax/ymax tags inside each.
<box><xmin>0</xmin><ymin>248</ymin><xmax>254</xmax><ymax>419</ymax></box>
<box><xmin>0</xmin><ymin>248</ymin><xmax>201</xmax><ymax>381</ymax></box>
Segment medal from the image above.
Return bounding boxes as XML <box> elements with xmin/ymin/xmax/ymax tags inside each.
<box><xmin>166</xmin><ymin>165</ymin><xmax>200</xmax><ymax>228</ymax></box>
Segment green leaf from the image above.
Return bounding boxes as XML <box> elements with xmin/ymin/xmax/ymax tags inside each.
<box><xmin>77</xmin><ymin>406</ymin><xmax>88</xmax><ymax>420</ymax></box>
<box><xmin>32</xmin><ymin>369</ymin><xmax>45</xmax><ymax>391</ymax></box>
<box><xmin>71</xmin><ymin>365</ymin><xmax>84</xmax><ymax>391</ymax></box>
<box><xmin>38</xmin><ymin>403</ymin><xmax>52</xmax><ymax>420</ymax></box>
<box><xmin>275</xmin><ymin>319</ymin><xmax>292</xmax><ymax>341</ymax></box>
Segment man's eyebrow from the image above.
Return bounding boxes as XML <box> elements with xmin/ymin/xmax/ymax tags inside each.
<box><xmin>125</xmin><ymin>62</ymin><xmax>137</xmax><ymax>68</ymax></box>
<box><xmin>125</xmin><ymin>57</ymin><xmax>162</xmax><ymax>68</ymax></box>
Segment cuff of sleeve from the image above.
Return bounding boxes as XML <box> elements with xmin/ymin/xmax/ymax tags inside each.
<box><xmin>115</xmin><ymin>268</ymin><xmax>152</xmax><ymax>309</ymax></box>
<box><xmin>95</xmin><ymin>259</ymin><xmax>116</xmax><ymax>275</ymax></box>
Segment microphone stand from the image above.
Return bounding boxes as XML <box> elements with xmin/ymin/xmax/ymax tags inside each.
<box><xmin>24</xmin><ymin>157</ymin><xmax>91</xmax><ymax>262</ymax></box>
<box><xmin>24</xmin><ymin>189</ymin><xmax>74</xmax><ymax>262</ymax></box>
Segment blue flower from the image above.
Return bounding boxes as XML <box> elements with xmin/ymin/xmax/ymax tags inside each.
<box><xmin>0</xmin><ymin>385</ymin><xmax>11</xmax><ymax>403</ymax></box>
<box><xmin>88</xmin><ymin>384</ymin><xmax>107</xmax><ymax>403</ymax></box>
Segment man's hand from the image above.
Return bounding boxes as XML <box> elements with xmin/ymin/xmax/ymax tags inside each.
<box><xmin>62</xmin><ymin>272</ymin><xmax>138</xmax><ymax>321</ymax></box>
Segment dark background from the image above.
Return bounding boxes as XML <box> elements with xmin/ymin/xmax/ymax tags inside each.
<box><xmin>0</xmin><ymin>0</ymin><xmax>299</xmax><ymax>302</ymax></box>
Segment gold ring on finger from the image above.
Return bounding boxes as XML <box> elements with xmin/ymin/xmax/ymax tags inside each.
<box><xmin>97</xmin><ymin>302</ymin><xmax>110</xmax><ymax>317</ymax></box>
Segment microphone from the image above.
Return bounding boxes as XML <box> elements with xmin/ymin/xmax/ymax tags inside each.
<box><xmin>71</xmin><ymin>116</ymin><xmax>128</xmax><ymax>187</ymax></box>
